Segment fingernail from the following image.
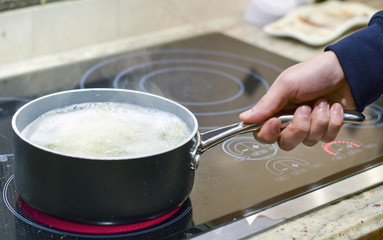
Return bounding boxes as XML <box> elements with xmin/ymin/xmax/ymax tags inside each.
<box><xmin>331</xmin><ymin>103</ymin><xmax>343</xmax><ymax>114</ymax></box>
<box><xmin>299</xmin><ymin>106</ymin><xmax>311</xmax><ymax>117</ymax></box>
<box><xmin>318</xmin><ymin>101</ymin><xmax>329</xmax><ymax>110</ymax></box>
<box><xmin>240</xmin><ymin>110</ymin><xmax>252</xmax><ymax>118</ymax></box>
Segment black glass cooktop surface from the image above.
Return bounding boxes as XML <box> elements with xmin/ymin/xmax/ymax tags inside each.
<box><xmin>1</xmin><ymin>33</ymin><xmax>382</xmax><ymax>239</ymax></box>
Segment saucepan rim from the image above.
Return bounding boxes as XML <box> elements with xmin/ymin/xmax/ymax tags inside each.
<box><xmin>11</xmin><ymin>88</ymin><xmax>200</xmax><ymax>161</ymax></box>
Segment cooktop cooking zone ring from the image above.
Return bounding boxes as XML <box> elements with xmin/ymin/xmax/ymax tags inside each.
<box><xmin>79</xmin><ymin>49</ymin><xmax>276</xmax><ymax>130</ymax></box>
<box><xmin>3</xmin><ymin>175</ymin><xmax>193</xmax><ymax>238</ymax></box>
<box><xmin>126</xmin><ymin>65</ymin><xmax>246</xmax><ymax>107</ymax></box>
<box><xmin>345</xmin><ymin>103</ymin><xmax>383</xmax><ymax>128</ymax></box>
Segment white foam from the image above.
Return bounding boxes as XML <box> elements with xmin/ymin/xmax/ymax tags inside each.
<box><xmin>21</xmin><ymin>102</ymin><xmax>191</xmax><ymax>158</ymax></box>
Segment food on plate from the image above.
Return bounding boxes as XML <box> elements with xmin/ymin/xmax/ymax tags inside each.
<box><xmin>263</xmin><ymin>1</ymin><xmax>376</xmax><ymax>46</ymax></box>
<box><xmin>21</xmin><ymin>102</ymin><xmax>191</xmax><ymax>158</ymax></box>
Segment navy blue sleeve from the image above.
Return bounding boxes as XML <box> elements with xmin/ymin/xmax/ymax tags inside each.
<box><xmin>325</xmin><ymin>10</ymin><xmax>383</xmax><ymax>112</ymax></box>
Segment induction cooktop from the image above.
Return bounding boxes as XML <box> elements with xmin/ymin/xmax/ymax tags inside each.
<box><xmin>1</xmin><ymin>33</ymin><xmax>382</xmax><ymax>240</ymax></box>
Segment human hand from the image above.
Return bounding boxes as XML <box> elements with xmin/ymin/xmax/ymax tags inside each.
<box><xmin>239</xmin><ymin>51</ymin><xmax>356</xmax><ymax>151</ymax></box>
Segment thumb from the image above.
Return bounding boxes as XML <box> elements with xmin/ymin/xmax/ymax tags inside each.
<box><xmin>239</xmin><ymin>85</ymin><xmax>289</xmax><ymax>123</ymax></box>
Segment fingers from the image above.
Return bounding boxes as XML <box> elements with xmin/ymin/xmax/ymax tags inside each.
<box><xmin>278</xmin><ymin>105</ymin><xmax>312</xmax><ymax>151</ymax></box>
<box><xmin>302</xmin><ymin>101</ymin><xmax>344</xmax><ymax>146</ymax></box>
<box><xmin>253</xmin><ymin>118</ymin><xmax>282</xmax><ymax>144</ymax></box>
<box><xmin>243</xmin><ymin>97</ymin><xmax>345</xmax><ymax>151</ymax></box>
<box><xmin>277</xmin><ymin>100</ymin><xmax>344</xmax><ymax>151</ymax></box>
<box><xmin>322</xmin><ymin>103</ymin><xmax>344</xmax><ymax>142</ymax></box>
<box><xmin>302</xmin><ymin>100</ymin><xmax>330</xmax><ymax>146</ymax></box>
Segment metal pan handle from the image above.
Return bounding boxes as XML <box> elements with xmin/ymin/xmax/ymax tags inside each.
<box><xmin>198</xmin><ymin>110</ymin><xmax>365</xmax><ymax>153</ymax></box>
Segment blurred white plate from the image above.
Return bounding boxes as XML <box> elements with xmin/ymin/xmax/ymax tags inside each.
<box><xmin>263</xmin><ymin>1</ymin><xmax>377</xmax><ymax>46</ymax></box>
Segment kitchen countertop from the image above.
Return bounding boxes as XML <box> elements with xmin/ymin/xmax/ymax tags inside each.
<box><xmin>246</xmin><ymin>185</ymin><xmax>383</xmax><ymax>239</ymax></box>
<box><xmin>1</xmin><ymin>1</ymin><xmax>382</xmax><ymax>239</ymax></box>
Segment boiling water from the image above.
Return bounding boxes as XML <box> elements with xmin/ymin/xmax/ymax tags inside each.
<box><xmin>21</xmin><ymin>102</ymin><xmax>192</xmax><ymax>158</ymax></box>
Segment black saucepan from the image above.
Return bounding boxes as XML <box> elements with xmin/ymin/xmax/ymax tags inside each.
<box><xmin>11</xmin><ymin>88</ymin><xmax>365</xmax><ymax>225</ymax></box>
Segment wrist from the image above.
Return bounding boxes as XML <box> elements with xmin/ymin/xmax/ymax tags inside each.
<box><xmin>325</xmin><ymin>50</ymin><xmax>345</xmax><ymax>85</ymax></box>
<box><xmin>323</xmin><ymin>50</ymin><xmax>356</xmax><ymax>110</ymax></box>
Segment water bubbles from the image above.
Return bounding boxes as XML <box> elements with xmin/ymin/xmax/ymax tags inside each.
<box><xmin>21</xmin><ymin>102</ymin><xmax>191</xmax><ymax>158</ymax></box>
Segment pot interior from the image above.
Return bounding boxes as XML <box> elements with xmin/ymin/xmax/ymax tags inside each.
<box><xmin>12</xmin><ymin>88</ymin><xmax>199</xmax><ymax>158</ymax></box>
